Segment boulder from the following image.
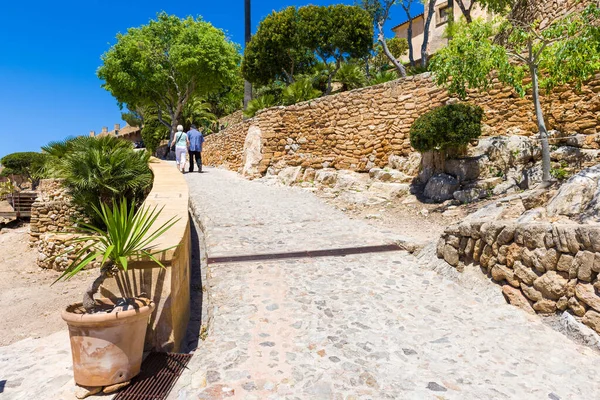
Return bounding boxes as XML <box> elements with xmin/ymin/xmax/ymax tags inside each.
<box><xmin>388</xmin><ymin>153</ymin><xmax>421</xmax><ymax>176</ymax></box>
<box><xmin>424</xmin><ymin>174</ymin><xmax>460</xmax><ymax>203</ymax></box>
<box><xmin>443</xmin><ymin>244</ymin><xmax>459</xmax><ymax>266</ymax></box>
<box><xmin>277</xmin><ymin>166</ymin><xmax>302</xmax><ymax>186</ymax></box>
<box><xmin>568</xmin><ymin>297</ymin><xmax>588</xmax><ymax>317</ymax></box>
<box><xmin>334</xmin><ymin>170</ymin><xmax>369</xmax><ymax>191</ymax></box>
<box><xmin>453</xmin><ymin>188</ymin><xmax>487</xmax><ymax>204</ymax></box>
<box><xmin>444</xmin><ymin>157</ymin><xmax>482</xmax><ymax>182</ymax></box>
<box><xmin>241</xmin><ymin>126</ymin><xmax>263</xmax><ymax>178</ymax></box>
<box><xmin>533</xmin><ymin>271</ymin><xmax>568</xmax><ymax>300</ymax></box>
<box><xmin>547</xmin><ymin>166</ymin><xmax>600</xmax><ymax>218</ymax></box>
<box><xmin>369</xmin><ymin>168</ymin><xmax>412</xmax><ymax>183</ymax></box>
<box><xmin>315</xmin><ymin>169</ymin><xmax>338</xmax><ymax>186</ymax></box>
<box><xmin>574</xmin><ymin>251</ymin><xmax>595</xmax><ymax>282</ymax></box>
<box><xmin>513</xmin><ymin>261</ymin><xmax>539</xmax><ymax>285</ymax></box>
<box><xmin>533</xmin><ymin>299</ymin><xmax>557</xmax><ymax>314</ymax></box>
<box><xmin>492</xmin><ymin>178</ymin><xmax>519</xmax><ymax>196</ymax></box>
<box><xmin>521</xmin><ymin>283</ymin><xmax>543</xmax><ymax>302</ymax></box>
<box><xmin>502</xmin><ymin>285</ymin><xmax>535</xmax><ymax>314</ymax></box>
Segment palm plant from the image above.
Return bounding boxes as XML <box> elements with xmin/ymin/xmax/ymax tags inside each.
<box><xmin>43</xmin><ymin>136</ymin><xmax>153</xmax><ymax>223</ymax></box>
<box><xmin>243</xmin><ymin>94</ymin><xmax>278</xmax><ymax>118</ymax></box>
<box><xmin>282</xmin><ymin>78</ymin><xmax>322</xmax><ymax>106</ymax></box>
<box><xmin>334</xmin><ymin>63</ymin><xmax>367</xmax><ymax>91</ymax></box>
<box><xmin>368</xmin><ymin>70</ymin><xmax>398</xmax><ymax>85</ymax></box>
<box><xmin>183</xmin><ymin>97</ymin><xmax>218</xmax><ymax>129</ymax></box>
<box><xmin>54</xmin><ymin>199</ymin><xmax>178</xmax><ymax>313</ymax></box>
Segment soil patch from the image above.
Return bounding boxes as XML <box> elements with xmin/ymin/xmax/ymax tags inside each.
<box><xmin>0</xmin><ymin>224</ymin><xmax>95</xmax><ymax>346</ymax></box>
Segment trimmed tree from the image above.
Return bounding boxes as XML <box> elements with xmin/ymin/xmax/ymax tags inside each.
<box><xmin>430</xmin><ymin>5</ymin><xmax>600</xmax><ymax>182</ymax></box>
<box><xmin>0</xmin><ymin>152</ymin><xmax>47</xmax><ymax>189</ymax></box>
<box><xmin>242</xmin><ymin>7</ymin><xmax>315</xmax><ymax>86</ymax></box>
<box><xmin>297</xmin><ymin>5</ymin><xmax>374</xmax><ymax>94</ymax></box>
<box><xmin>97</xmin><ymin>12</ymin><xmax>240</xmax><ymax>142</ymax></box>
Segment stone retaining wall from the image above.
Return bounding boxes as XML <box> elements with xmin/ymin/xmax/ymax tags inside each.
<box><xmin>202</xmin><ymin>72</ymin><xmax>600</xmax><ymax>176</ymax></box>
<box><xmin>438</xmin><ymin>219</ymin><xmax>600</xmax><ymax>334</ymax></box>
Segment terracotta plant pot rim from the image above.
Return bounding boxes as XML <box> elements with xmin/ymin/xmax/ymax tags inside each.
<box><xmin>62</xmin><ymin>297</ymin><xmax>155</xmax><ymax>327</ymax></box>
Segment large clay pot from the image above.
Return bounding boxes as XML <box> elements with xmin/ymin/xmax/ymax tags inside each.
<box><xmin>62</xmin><ymin>297</ymin><xmax>155</xmax><ymax>387</ymax></box>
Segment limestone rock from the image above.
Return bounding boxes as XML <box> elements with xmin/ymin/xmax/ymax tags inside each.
<box><xmin>556</xmin><ymin>296</ymin><xmax>569</xmax><ymax>311</ymax></box>
<box><xmin>533</xmin><ymin>299</ymin><xmax>557</xmax><ymax>314</ymax></box>
<box><xmin>367</xmin><ymin>182</ymin><xmax>410</xmax><ymax>200</ymax></box>
<box><xmin>424</xmin><ymin>174</ymin><xmax>460</xmax><ymax>203</ymax></box>
<box><xmin>568</xmin><ymin>297</ymin><xmax>587</xmax><ymax>317</ymax></box>
<box><xmin>557</xmin><ymin>254</ymin><xmax>574</xmax><ymax>273</ymax></box>
<box><xmin>369</xmin><ymin>168</ymin><xmax>412</xmax><ymax>183</ymax></box>
<box><xmin>444</xmin><ymin>157</ymin><xmax>481</xmax><ymax>182</ymax></box>
<box><xmin>547</xmin><ymin>171</ymin><xmax>598</xmax><ymax>218</ymax></box>
<box><xmin>493</xmin><ymin>179</ymin><xmax>519</xmax><ymax>196</ymax></box>
<box><xmin>315</xmin><ymin>169</ymin><xmax>338</xmax><ymax>186</ymax></box>
<box><xmin>241</xmin><ymin>126</ymin><xmax>263</xmax><ymax>178</ymax></box>
<box><xmin>492</xmin><ymin>265</ymin><xmax>520</xmax><ymax>287</ymax></box>
<box><xmin>533</xmin><ymin>271</ymin><xmax>568</xmax><ymax>300</ymax></box>
<box><xmin>521</xmin><ymin>283</ymin><xmax>543</xmax><ymax>302</ymax></box>
<box><xmin>574</xmin><ymin>251</ymin><xmax>595</xmax><ymax>282</ymax></box>
<box><xmin>513</xmin><ymin>261</ymin><xmax>539</xmax><ymax>286</ymax></box>
<box><xmin>496</xmin><ymin>224</ymin><xmax>516</xmax><ymax>245</ymax></box>
<box><xmin>277</xmin><ymin>166</ymin><xmax>302</xmax><ymax>186</ymax></box>
<box><xmin>443</xmin><ymin>244</ymin><xmax>459</xmax><ymax>267</ymax></box>
<box><xmin>582</xmin><ymin>310</ymin><xmax>600</xmax><ymax>333</ymax></box>
<box><xmin>388</xmin><ymin>153</ymin><xmax>421</xmax><ymax>176</ymax></box>
<box><xmin>506</xmin><ymin>242</ymin><xmax>522</xmax><ymax>267</ymax></box>
<box><xmin>502</xmin><ymin>285</ymin><xmax>535</xmax><ymax>314</ymax></box>
<box><xmin>575</xmin><ymin>283</ymin><xmax>600</xmax><ymax>312</ymax></box>
<box><xmin>453</xmin><ymin>188</ymin><xmax>486</xmax><ymax>204</ymax></box>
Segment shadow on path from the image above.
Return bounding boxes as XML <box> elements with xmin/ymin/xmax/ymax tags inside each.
<box><xmin>182</xmin><ymin>212</ymin><xmax>203</xmax><ymax>353</ymax></box>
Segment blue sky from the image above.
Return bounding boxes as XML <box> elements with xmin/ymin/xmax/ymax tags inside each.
<box><xmin>0</xmin><ymin>0</ymin><xmax>422</xmax><ymax>159</ymax></box>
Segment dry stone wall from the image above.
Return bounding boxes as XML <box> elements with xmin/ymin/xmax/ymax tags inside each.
<box><xmin>29</xmin><ymin>179</ymin><xmax>89</xmax><ymax>270</ymax></box>
<box><xmin>203</xmin><ymin>72</ymin><xmax>600</xmax><ymax>177</ymax></box>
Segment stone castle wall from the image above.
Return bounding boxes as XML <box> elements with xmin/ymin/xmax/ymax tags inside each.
<box><xmin>203</xmin><ymin>72</ymin><xmax>600</xmax><ymax>176</ymax></box>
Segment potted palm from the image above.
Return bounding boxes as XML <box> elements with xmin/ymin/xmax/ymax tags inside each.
<box><xmin>54</xmin><ymin>199</ymin><xmax>178</xmax><ymax>389</ymax></box>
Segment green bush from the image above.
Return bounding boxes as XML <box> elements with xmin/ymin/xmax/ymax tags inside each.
<box><xmin>244</xmin><ymin>94</ymin><xmax>278</xmax><ymax>118</ymax></box>
<box><xmin>282</xmin><ymin>78</ymin><xmax>322</xmax><ymax>106</ymax></box>
<box><xmin>334</xmin><ymin>63</ymin><xmax>366</xmax><ymax>91</ymax></box>
<box><xmin>141</xmin><ymin>119</ymin><xmax>169</xmax><ymax>154</ymax></box>
<box><xmin>43</xmin><ymin>136</ymin><xmax>152</xmax><ymax>223</ymax></box>
<box><xmin>409</xmin><ymin>103</ymin><xmax>484</xmax><ymax>153</ymax></box>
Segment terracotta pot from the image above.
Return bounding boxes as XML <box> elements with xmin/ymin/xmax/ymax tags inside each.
<box><xmin>62</xmin><ymin>297</ymin><xmax>155</xmax><ymax>387</ymax></box>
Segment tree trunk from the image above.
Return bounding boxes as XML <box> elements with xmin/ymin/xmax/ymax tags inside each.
<box><xmin>407</xmin><ymin>18</ymin><xmax>415</xmax><ymax>67</ymax></box>
<box><xmin>378</xmin><ymin>30</ymin><xmax>407</xmax><ymax>78</ymax></box>
<box><xmin>530</xmin><ymin>64</ymin><xmax>551</xmax><ymax>182</ymax></box>
<box><xmin>421</xmin><ymin>0</ymin><xmax>437</xmax><ymax>69</ymax></box>
<box><xmin>455</xmin><ymin>0</ymin><xmax>472</xmax><ymax>23</ymax></box>
<box><xmin>83</xmin><ymin>265</ymin><xmax>117</xmax><ymax>313</ymax></box>
<box><xmin>243</xmin><ymin>0</ymin><xmax>252</xmax><ymax>113</ymax></box>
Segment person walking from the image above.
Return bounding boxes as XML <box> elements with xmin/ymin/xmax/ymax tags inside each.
<box><xmin>187</xmin><ymin>124</ymin><xmax>205</xmax><ymax>173</ymax></box>
<box><xmin>173</xmin><ymin>125</ymin><xmax>189</xmax><ymax>173</ymax></box>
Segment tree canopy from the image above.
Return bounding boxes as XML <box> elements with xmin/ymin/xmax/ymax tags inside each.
<box><xmin>0</xmin><ymin>152</ymin><xmax>47</xmax><ymax>189</ymax></box>
<box><xmin>430</xmin><ymin>4</ymin><xmax>600</xmax><ymax>181</ymax></box>
<box><xmin>97</xmin><ymin>12</ymin><xmax>241</xmax><ymax>139</ymax></box>
<box><xmin>242</xmin><ymin>5</ymin><xmax>373</xmax><ymax>94</ymax></box>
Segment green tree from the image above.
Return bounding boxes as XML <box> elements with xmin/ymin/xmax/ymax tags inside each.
<box><xmin>334</xmin><ymin>63</ymin><xmax>367</xmax><ymax>91</ymax></box>
<box><xmin>372</xmin><ymin>37</ymin><xmax>409</xmax><ymax>72</ymax></box>
<box><xmin>242</xmin><ymin>7</ymin><xmax>315</xmax><ymax>86</ymax></box>
<box><xmin>0</xmin><ymin>152</ymin><xmax>47</xmax><ymax>189</ymax></box>
<box><xmin>297</xmin><ymin>5</ymin><xmax>374</xmax><ymax>94</ymax></box>
<box><xmin>430</xmin><ymin>5</ymin><xmax>600</xmax><ymax>182</ymax></box>
<box><xmin>97</xmin><ymin>12</ymin><xmax>240</xmax><ymax>142</ymax></box>
<box><xmin>141</xmin><ymin>117</ymin><xmax>169</xmax><ymax>154</ymax></box>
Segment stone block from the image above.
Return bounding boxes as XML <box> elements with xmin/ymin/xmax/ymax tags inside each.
<box><xmin>533</xmin><ymin>271</ymin><xmax>568</xmax><ymax>300</ymax></box>
<box><xmin>575</xmin><ymin>283</ymin><xmax>600</xmax><ymax>312</ymax></box>
<box><xmin>502</xmin><ymin>285</ymin><xmax>535</xmax><ymax>314</ymax></box>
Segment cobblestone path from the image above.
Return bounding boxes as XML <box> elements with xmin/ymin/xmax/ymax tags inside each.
<box><xmin>173</xmin><ymin>167</ymin><xmax>600</xmax><ymax>400</ymax></box>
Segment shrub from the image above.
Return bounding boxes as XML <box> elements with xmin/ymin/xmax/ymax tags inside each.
<box><xmin>244</xmin><ymin>94</ymin><xmax>278</xmax><ymax>118</ymax></box>
<box><xmin>0</xmin><ymin>152</ymin><xmax>47</xmax><ymax>189</ymax></box>
<box><xmin>141</xmin><ymin>119</ymin><xmax>169</xmax><ymax>154</ymax></box>
<box><xmin>334</xmin><ymin>63</ymin><xmax>366</xmax><ymax>91</ymax></box>
<box><xmin>409</xmin><ymin>103</ymin><xmax>484</xmax><ymax>153</ymax></box>
<box><xmin>43</xmin><ymin>136</ymin><xmax>153</xmax><ymax>223</ymax></box>
<box><xmin>368</xmin><ymin>70</ymin><xmax>398</xmax><ymax>86</ymax></box>
<box><xmin>282</xmin><ymin>78</ymin><xmax>322</xmax><ymax>106</ymax></box>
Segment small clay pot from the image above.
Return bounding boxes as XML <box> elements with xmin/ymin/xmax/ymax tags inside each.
<box><xmin>62</xmin><ymin>297</ymin><xmax>155</xmax><ymax>387</ymax></box>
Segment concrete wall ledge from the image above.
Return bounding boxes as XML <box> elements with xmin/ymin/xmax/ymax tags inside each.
<box><xmin>101</xmin><ymin>158</ymin><xmax>191</xmax><ymax>352</ymax></box>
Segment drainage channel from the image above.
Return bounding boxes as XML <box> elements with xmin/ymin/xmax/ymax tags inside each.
<box><xmin>113</xmin><ymin>353</ymin><xmax>192</xmax><ymax>400</ymax></box>
<box><xmin>207</xmin><ymin>243</ymin><xmax>404</xmax><ymax>264</ymax></box>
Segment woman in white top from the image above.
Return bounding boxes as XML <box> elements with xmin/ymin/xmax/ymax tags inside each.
<box><xmin>173</xmin><ymin>125</ymin><xmax>189</xmax><ymax>173</ymax></box>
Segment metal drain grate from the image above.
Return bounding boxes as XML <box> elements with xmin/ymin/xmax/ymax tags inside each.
<box><xmin>207</xmin><ymin>244</ymin><xmax>403</xmax><ymax>264</ymax></box>
<box><xmin>113</xmin><ymin>352</ymin><xmax>192</xmax><ymax>400</ymax></box>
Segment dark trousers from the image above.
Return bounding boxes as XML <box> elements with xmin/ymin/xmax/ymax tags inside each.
<box><xmin>188</xmin><ymin>150</ymin><xmax>202</xmax><ymax>172</ymax></box>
